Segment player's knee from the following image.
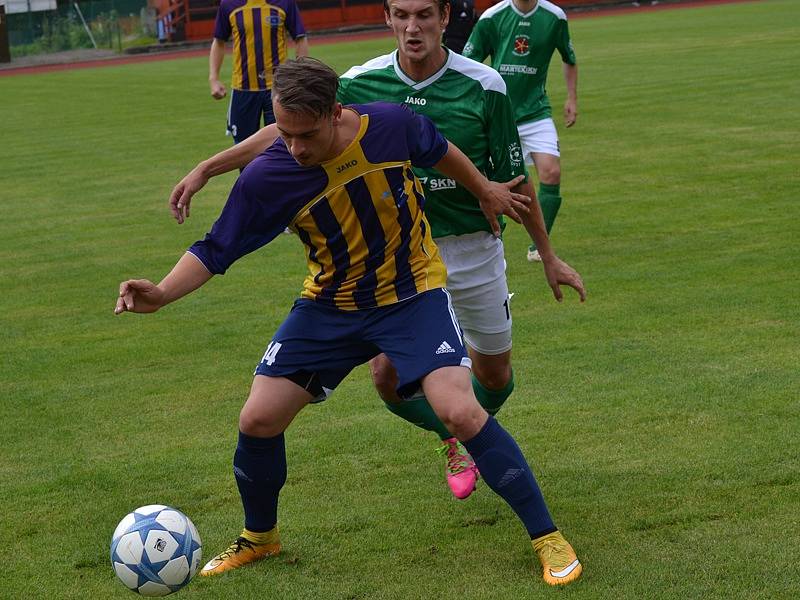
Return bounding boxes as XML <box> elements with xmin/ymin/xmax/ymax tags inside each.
<box><xmin>539</xmin><ymin>163</ymin><xmax>561</xmax><ymax>184</ymax></box>
<box><xmin>369</xmin><ymin>356</ymin><xmax>400</xmax><ymax>403</ymax></box>
<box><xmin>472</xmin><ymin>362</ymin><xmax>512</xmax><ymax>391</ymax></box>
<box><xmin>437</xmin><ymin>399</ymin><xmax>487</xmax><ymax>441</ymax></box>
<box><xmin>371</xmin><ymin>373</ymin><xmax>397</xmax><ymax>402</ymax></box>
<box><xmin>238</xmin><ymin>405</ymin><xmax>284</xmax><ymax>438</ymax></box>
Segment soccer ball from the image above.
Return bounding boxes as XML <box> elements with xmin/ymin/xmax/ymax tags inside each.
<box><xmin>110</xmin><ymin>505</ymin><xmax>202</xmax><ymax>597</ymax></box>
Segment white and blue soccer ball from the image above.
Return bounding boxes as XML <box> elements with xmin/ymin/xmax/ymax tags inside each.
<box><xmin>110</xmin><ymin>505</ymin><xmax>202</xmax><ymax>597</ymax></box>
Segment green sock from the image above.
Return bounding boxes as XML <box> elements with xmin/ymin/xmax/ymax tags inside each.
<box><xmin>530</xmin><ymin>183</ymin><xmax>562</xmax><ymax>251</ymax></box>
<box><xmin>384</xmin><ymin>397</ymin><xmax>452</xmax><ymax>440</ymax></box>
<box><xmin>472</xmin><ymin>370</ymin><xmax>515</xmax><ymax>415</ymax></box>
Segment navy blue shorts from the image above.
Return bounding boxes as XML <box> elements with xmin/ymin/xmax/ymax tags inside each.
<box><xmin>227</xmin><ymin>89</ymin><xmax>275</xmax><ymax>144</ymax></box>
<box><xmin>254</xmin><ymin>289</ymin><xmax>471</xmax><ymax>401</ymax></box>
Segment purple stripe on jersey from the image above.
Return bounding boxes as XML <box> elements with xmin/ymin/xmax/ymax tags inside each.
<box><xmin>270</xmin><ymin>7</ymin><xmax>281</xmax><ymax>69</ymax></box>
<box><xmin>384</xmin><ymin>167</ymin><xmax>418</xmax><ymax>301</ymax></box>
<box><xmin>418</xmin><ymin>215</ymin><xmax>428</xmax><ymax>245</ymax></box>
<box><xmin>236</xmin><ymin>11</ymin><xmax>249</xmax><ymax>89</ymax></box>
<box><xmin>295</xmin><ymin>226</ymin><xmax>325</xmax><ymax>285</ymax></box>
<box><xmin>251</xmin><ymin>8</ymin><xmax>267</xmax><ymax>90</ymax></box>
<box><xmin>310</xmin><ymin>199</ymin><xmax>351</xmax><ymax>306</ymax></box>
<box><xmin>344</xmin><ymin>177</ymin><xmax>385</xmax><ymax>309</ymax></box>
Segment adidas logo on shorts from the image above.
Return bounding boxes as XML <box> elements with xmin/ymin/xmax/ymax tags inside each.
<box><xmin>435</xmin><ymin>341</ymin><xmax>456</xmax><ymax>354</ymax></box>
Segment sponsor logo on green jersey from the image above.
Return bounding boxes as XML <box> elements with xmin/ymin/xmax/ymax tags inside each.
<box><xmin>404</xmin><ymin>96</ymin><xmax>427</xmax><ymax>106</ymax></box>
<box><xmin>419</xmin><ymin>176</ymin><xmax>457</xmax><ymax>191</ymax></box>
<box><xmin>499</xmin><ymin>64</ymin><xmax>538</xmax><ymax>75</ymax></box>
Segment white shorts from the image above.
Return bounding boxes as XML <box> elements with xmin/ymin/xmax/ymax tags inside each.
<box><xmin>435</xmin><ymin>231</ymin><xmax>512</xmax><ymax>356</ymax></box>
<box><xmin>517</xmin><ymin>117</ymin><xmax>560</xmax><ymax>164</ymax></box>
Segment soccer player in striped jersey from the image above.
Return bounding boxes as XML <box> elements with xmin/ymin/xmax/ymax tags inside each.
<box><xmin>168</xmin><ymin>2</ymin><xmax>585</xmax><ymax>584</ymax></box>
<box><xmin>464</xmin><ymin>0</ymin><xmax>578</xmax><ymax>263</ymax></box>
<box><xmin>209</xmin><ymin>0</ymin><xmax>308</xmax><ymax>144</ymax></box>
<box><xmin>115</xmin><ymin>57</ymin><xmax>582</xmax><ymax>586</ymax></box>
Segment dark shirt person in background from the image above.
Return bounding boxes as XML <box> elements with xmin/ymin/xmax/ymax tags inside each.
<box><xmin>443</xmin><ymin>0</ymin><xmax>476</xmax><ymax>54</ymax></box>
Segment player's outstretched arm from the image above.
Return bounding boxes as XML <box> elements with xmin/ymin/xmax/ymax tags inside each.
<box><xmin>169</xmin><ymin>125</ymin><xmax>280</xmax><ymax>224</ymax></box>
<box><xmin>433</xmin><ymin>141</ymin><xmax>531</xmax><ymax>237</ymax></box>
<box><xmin>514</xmin><ymin>179</ymin><xmax>586</xmax><ymax>302</ymax></box>
<box><xmin>115</xmin><ymin>253</ymin><xmax>213</xmax><ymax>315</ymax></box>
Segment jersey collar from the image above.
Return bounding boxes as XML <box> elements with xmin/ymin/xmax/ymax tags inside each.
<box><xmin>510</xmin><ymin>0</ymin><xmax>539</xmax><ymax>18</ymax></box>
<box><xmin>392</xmin><ymin>48</ymin><xmax>454</xmax><ymax>91</ymax></box>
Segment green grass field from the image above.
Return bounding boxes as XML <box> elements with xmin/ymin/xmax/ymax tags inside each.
<box><xmin>1</xmin><ymin>1</ymin><xmax>799</xmax><ymax>597</ymax></box>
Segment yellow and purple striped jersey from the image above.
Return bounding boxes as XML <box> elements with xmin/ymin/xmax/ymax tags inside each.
<box><xmin>214</xmin><ymin>0</ymin><xmax>306</xmax><ymax>91</ymax></box>
<box><xmin>189</xmin><ymin>103</ymin><xmax>449</xmax><ymax>311</ymax></box>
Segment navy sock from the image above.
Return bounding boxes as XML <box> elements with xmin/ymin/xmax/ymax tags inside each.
<box><xmin>233</xmin><ymin>431</ymin><xmax>287</xmax><ymax>533</ymax></box>
<box><xmin>462</xmin><ymin>417</ymin><xmax>556</xmax><ymax>539</ymax></box>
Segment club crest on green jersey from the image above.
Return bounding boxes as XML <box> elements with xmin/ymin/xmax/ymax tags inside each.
<box><xmin>508</xmin><ymin>142</ymin><xmax>523</xmax><ymax>167</ymax></box>
<box><xmin>513</xmin><ymin>35</ymin><xmax>530</xmax><ymax>56</ymax></box>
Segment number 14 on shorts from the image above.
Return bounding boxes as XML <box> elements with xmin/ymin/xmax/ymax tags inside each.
<box><xmin>261</xmin><ymin>341</ymin><xmax>282</xmax><ymax>366</ymax></box>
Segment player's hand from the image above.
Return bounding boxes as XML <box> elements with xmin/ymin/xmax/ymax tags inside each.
<box><xmin>540</xmin><ymin>255</ymin><xmax>586</xmax><ymax>302</ymax></box>
<box><xmin>115</xmin><ymin>279</ymin><xmax>165</xmax><ymax>315</ymax></box>
<box><xmin>210</xmin><ymin>79</ymin><xmax>226</xmax><ymax>100</ymax></box>
<box><xmin>169</xmin><ymin>166</ymin><xmax>209</xmax><ymax>224</ymax></box>
<box><xmin>478</xmin><ymin>175</ymin><xmax>531</xmax><ymax>237</ymax></box>
<box><xmin>564</xmin><ymin>99</ymin><xmax>578</xmax><ymax>128</ymax></box>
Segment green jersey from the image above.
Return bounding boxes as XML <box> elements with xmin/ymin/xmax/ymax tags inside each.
<box><xmin>464</xmin><ymin>0</ymin><xmax>576</xmax><ymax>125</ymax></box>
<box><xmin>338</xmin><ymin>49</ymin><xmax>526</xmax><ymax>238</ymax></box>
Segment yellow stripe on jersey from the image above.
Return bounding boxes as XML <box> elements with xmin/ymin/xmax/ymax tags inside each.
<box><xmin>230</xmin><ymin>14</ymin><xmax>243</xmax><ymax>90</ymax></box>
<box><xmin>244</xmin><ymin>7</ymin><xmax>259</xmax><ymax>91</ymax></box>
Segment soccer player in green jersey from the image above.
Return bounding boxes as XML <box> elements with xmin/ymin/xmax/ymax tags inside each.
<box><xmin>464</xmin><ymin>0</ymin><xmax>578</xmax><ymax>262</ymax></box>
<box><xmin>168</xmin><ymin>2</ymin><xmax>585</xmax><ymax>585</ymax></box>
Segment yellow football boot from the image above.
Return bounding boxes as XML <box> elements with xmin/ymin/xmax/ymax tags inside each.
<box><xmin>200</xmin><ymin>527</ymin><xmax>281</xmax><ymax>576</ymax></box>
<box><xmin>532</xmin><ymin>530</ymin><xmax>582</xmax><ymax>586</ymax></box>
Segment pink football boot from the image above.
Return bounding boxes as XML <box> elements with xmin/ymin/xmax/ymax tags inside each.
<box><xmin>437</xmin><ymin>438</ymin><xmax>479</xmax><ymax>499</ymax></box>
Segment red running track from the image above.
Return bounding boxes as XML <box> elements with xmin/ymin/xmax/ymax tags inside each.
<box><xmin>0</xmin><ymin>0</ymin><xmax>758</xmax><ymax>78</ymax></box>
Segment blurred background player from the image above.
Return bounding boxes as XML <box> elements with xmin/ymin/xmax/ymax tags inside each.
<box><xmin>464</xmin><ymin>0</ymin><xmax>578</xmax><ymax>262</ymax></box>
<box><xmin>442</xmin><ymin>0</ymin><xmax>476</xmax><ymax>54</ymax></box>
<box><xmin>120</xmin><ymin>57</ymin><xmax>582</xmax><ymax>587</ymax></box>
<box><xmin>169</xmin><ymin>0</ymin><xmax>584</xmax><ymax>530</ymax></box>
<box><xmin>209</xmin><ymin>0</ymin><xmax>309</xmax><ymax>145</ymax></box>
